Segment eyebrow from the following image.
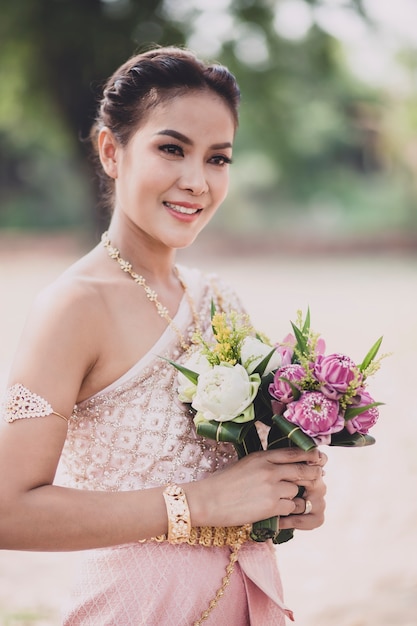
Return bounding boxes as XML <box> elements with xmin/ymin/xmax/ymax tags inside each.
<box><xmin>155</xmin><ymin>129</ymin><xmax>232</xmax><ymax>151</ymax></box>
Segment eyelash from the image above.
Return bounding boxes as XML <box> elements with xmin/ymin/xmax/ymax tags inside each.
<box><xmin>159</xmin><ymin>144</ymin><xmax>184</xmax><ymax>157</ymax></box>
<box><xmin>211</xmin><ymin>155</ymin><xmax>233</xmax><ymax>166</ymax></box>
<box><xmin>158</xmin><ymin>144</ymin><xmax>232</xmax><ymax>167</ymax></box>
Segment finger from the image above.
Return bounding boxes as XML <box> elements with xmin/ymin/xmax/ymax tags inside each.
<box><xmin>278</xmin><ymin>481</ymin><xmax>300</xmax><ymax>501</ymax></box>
<box><xmin>296</xmin><ymin>475</ymin><xmax>328</xmax><ymax>494</ymax></box>
<box><xmin>306</xmin><ymin>450</ymin><xmax>328</xmax><ymax>468</ymax></box>
<box><xmin>274</xmin><ymin>481</ymin><xmax>302</xmax><ymax>517</ymax></box>
<box><xmin>290</xmin><ymin>496</ymin><xmax>310</xmax><ymax>515</ymax></box>
<box><xmin>278</xmin><ymin>499</ymin><xmax>297</xmax><ymax>517</ymax></box>
<box><xmin>277</xmin><ymin>462</ymin><xmax>323</xmax><ymax>485</ymax></box>
<box><xmin>266</xmin><ymin>447</ymin><xmax>322</xmax><ymax>465</ymax></box>
<box><xmin>280</xmin><ymin>486</ymin><xmax>326</xmax><ymax>529</ymax></box>
<box><xmin>280</xmin><ymin>508</ymin><xmax>325</xmax><ymax>531</ymax></box>
<box><xmin>280</xmin><ymin>491</ymin><xmax>325</xmax><ymax>527</ymax></box>
<box><xmin>281</xmin><ymin>475</ymin><xmax>327</xmax><ymax>523</ymax></box>
<box><xmin>303</xmin><ymin>477</ymin><xmax>327</xmax><ymax>499</ymax></box>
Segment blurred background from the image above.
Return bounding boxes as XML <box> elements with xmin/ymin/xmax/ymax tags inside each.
<box><xmin>1</xmin><ymin>0</ymin><xmax>417</xmax><ymax>249</ymax></box>
<box><xmin>1</xmin><ymin>1</ymin><xmax>417</xmax><ymax>625</ymax></box>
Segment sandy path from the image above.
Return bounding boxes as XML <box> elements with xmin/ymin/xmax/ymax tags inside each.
<box><xmin>0</xmin><ymin>236</ymin><xmax>416</xmax><ymax>625</ymax></box>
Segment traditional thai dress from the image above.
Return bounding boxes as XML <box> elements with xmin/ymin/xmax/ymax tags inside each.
<box><xmin>6</xmin><ymin>266</ymin><xmax>293</xmax><ymax>625</ymax></box>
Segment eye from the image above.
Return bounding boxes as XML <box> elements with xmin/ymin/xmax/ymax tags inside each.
<box><xmin>209</xmin><ymin>155</ymin><xmax>233</xmax><ymax>167</ymax></box>
<box><xmin>159</xmin><ymin>144</ymin><xmax>184</xmax><ymax>157</ymax></box>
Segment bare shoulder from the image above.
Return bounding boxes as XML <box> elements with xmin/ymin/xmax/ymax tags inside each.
<box><xmin>8</xmin><ymin>246</ymin><xmax>111</xmax><ymax>412</ymax></box>
<box><xmin>35</xmin><ymin>248</ymin><xmax>108</xmax><ymax>323</ymax></box>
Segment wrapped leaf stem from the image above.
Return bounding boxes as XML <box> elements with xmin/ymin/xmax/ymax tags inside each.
<box><xmin>271</xmin><ymin>414</ymin><xmax>317</xmax><ymax>451</ymax></box>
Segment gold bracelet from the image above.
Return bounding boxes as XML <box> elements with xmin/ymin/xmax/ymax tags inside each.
<box><xmin>162</xmin><ymin>484</ymin><xmax>191</xmax><ymax>544</ymax></box>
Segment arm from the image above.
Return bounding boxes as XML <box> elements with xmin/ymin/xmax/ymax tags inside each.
<box><xmin>0</xmin><ymin>280</ymin><xmax>326</xmax><ymax>551</ymax></box>
<box><xmin>0</xmin><ymin>412</ymin><xmax>325</xmax><ymax>551</ymax></box>
<box><xmin>0</xmin><ymin>279</ymin><xmax>173</xmax><ymax>551</ymax></box>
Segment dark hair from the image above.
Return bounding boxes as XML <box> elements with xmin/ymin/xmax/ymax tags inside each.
<box><xmin>90</xmin><ymin>46</ymin><xmax>240</xmax><ymax>207</ymax></box>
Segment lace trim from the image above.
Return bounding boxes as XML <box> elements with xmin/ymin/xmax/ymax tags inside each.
<box><xmin>2</xmin><ymin>383</ymin><xmax>68</xmax><ymax>423</ymax></box>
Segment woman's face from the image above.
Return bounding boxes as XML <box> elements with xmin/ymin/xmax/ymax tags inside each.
<box><xmin>100</xmin><ymin>90</ymin><xmax>235</xmax><ymax>250</ymax></box>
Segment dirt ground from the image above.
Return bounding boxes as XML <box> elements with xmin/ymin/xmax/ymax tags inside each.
<box><xmin>0</xmin><ymin>233</ymin><xmax>416</xmax><ymax>626</ymax></box>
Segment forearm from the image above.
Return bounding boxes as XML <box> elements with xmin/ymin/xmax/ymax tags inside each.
<box><xmin>0</xmin><ymin>447</ymin><xmax>326</xmax><ymax>551</ymax></box>
<box><xmin>0</xmin><ymin>484</ymin><xmax>168</xmax><ymax>551</ymax></box>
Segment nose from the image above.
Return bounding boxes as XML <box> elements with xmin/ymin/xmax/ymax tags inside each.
<box><xmin>178</xmin><ymin>161</ymin><xmax>208</xmax><ymax>196</ymax></box>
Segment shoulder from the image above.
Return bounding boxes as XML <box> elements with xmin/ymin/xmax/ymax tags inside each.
<box><xmin>8</xmin><ymin>249</ymin><xmax>109</xmax><ymax>404</ymax></box>
<box><xmin>35</xmin><ymin>254</ymin><xmax>105</xmax><ymax>323</ymax></box>
<box><xmin>25</xmin><ymin>250</ymin><xmax>106</xmax><ymax>344</ymax></box>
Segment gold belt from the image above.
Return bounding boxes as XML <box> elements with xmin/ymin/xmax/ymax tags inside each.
<box><xmin>139</xmin><ymin>524</ymin><xmax>252</xmax><ymax>547</ymax></box>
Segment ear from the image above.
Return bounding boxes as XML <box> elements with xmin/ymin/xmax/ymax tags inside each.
<box><xmin>98</xmin><ymin>127</ymin><xmax>119</xmax><ymax>179</ymax></box>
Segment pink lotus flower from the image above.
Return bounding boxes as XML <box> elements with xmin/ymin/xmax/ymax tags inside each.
<box><xmin>314</xmin><ymin>353</ymin><xmax>362</xmax><ymax>400</ymax></box>
<box><xmin>269</xmin><ymin>364</ymin><xmax>307</xmax><ymax>404</ymax></box>
<box><xmin>284</xmin><ymin>391</ymin><xmax>345</xmax><ymax>445</ymax></box>
<box><xmin>315</xmin><ymin>337</ymin><xmax>326</xmax><ymax>355</ymax></box>
<box><xmin>345</xmin><ymin>389</ymin><xmax>380</xmax><ymax>434</ymax></box>
<box><xmin>274</xmin><ymin>334</ymin><xmax>296</xmax><ymax>366</ymax></box>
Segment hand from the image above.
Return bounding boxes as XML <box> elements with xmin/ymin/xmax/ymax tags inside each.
<box><xmin>279</xmin><ymin>450</ymin><xmax>327</xmax><ymax>531</ymax></box>
<box><xmin>186</xmin><ymin>448</ymin><xmax>326</xmax><ymax>528</ymax></box>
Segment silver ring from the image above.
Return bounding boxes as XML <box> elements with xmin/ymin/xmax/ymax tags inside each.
<box><xmin>303</xmin><ymin>499</ymin><xmax>312</xmax><ymax>515</ymax></box>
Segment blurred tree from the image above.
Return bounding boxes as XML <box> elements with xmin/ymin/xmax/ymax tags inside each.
<box><xmin>0</xmin><ymin>0</ymin><xmax>186</xmax><ymax>232</ymax></box>
<box><xmin>2</xmin><ymin>0</ymin><xmax>185</xmax><ymax>144</ymax></box>
<box><xmin>0</xmin><ymin>0</ymin><xmax>415</xmax><ymax>240</ymax></box>
<box><xmin>216</xmin><ymin>1</ymin><xmax>385</xmax><ymax>208</ymax></box>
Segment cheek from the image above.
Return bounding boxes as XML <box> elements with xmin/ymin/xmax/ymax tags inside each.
<box><xmin>121</xmin><ymin>162</ymin><xmax>161</xmax><ymax>197</ymax></box>
<box><xmin>212</xmin><ymin>172</ymin><xmax>230</xmax><ymax>205</ymax></box>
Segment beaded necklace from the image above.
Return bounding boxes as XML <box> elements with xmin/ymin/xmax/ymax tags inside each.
<box><xmin>101</xmin><ymin>231</ymin><xmax>201</xmax><ymax>352</ymax></box>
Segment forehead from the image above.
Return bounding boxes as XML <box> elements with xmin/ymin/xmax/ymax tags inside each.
<box><xmin>138</xmin><ymin>91</ymin><xmax>236</xmax><ymax>142</ymax></box>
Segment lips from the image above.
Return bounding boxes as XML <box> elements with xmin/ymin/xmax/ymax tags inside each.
<box><xmin>163</xmin><ymin>201</ymin><xmax>202</xmax><ymax>215</ymax></box>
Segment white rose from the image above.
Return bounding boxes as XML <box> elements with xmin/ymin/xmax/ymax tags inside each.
<box><xmin>240</xmin><ymin>336</ymin><xmax>282</xmax><ymax>375</ymax></box>
<box><xmin>177</xmin><ymin>351</ymin><xmax>211</xmax><ymax>403</ymax></box>
<box><xmin>191</xmin><ymin>363</ymin><xmax>260</xmax><ymax>423</ymax></box>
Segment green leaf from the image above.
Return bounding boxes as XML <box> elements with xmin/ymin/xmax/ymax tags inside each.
<box><xmin>302</xmin><ymin>307</ymin><xmax>311</xmax><ymax>335</ymax></box>
<box><xmin>234</xmin><ymin>424</ymin><xmax>263</xmax><ymax>458</ymax></box>
<box><xmin>344</xmin><ymin>402</ymin><xmax>384</xmax><ymax>421</ymax></box>
<box><xmin>252</xmin><ymin>347</ymin><xmax>277</xmax><ymax>376</ymax></box>
<box><xmin>273</xmin><ymin>528</ymin><xmax>295</xmax><ymax>544</ymax></box>
<box><xmin>195</xmin><ymin>418</ymin><xmax>255</xmax><ymax>445</ymax></box>
<box><xmin>267</xmin><ymin>424</ymin><xmax>296</xmax><ymax>449</ymax></box>
<box><xmin>253</xmin><ymin>380</ymin><xmax>274</xmax><ymax>424</ymax></box>
<box><xmin>330</xmin><ymin>429</ymin><xmax>376</xmax><ymax>447</ymax></box>
<box><xmin>210</xmin><ymin>299</ymin><xmax>217</xmax><ymax>320</ymax></box>
<box><xmin>162</xmin><ymin>358</ymin><xmax>199</xmax><ymax>385</ymax></box>
<box><xmin>277</xmin><ymin>376</ymin><xmax>301</xmax><ymax>401</ymax></box>
<box><xmin>291</xmin><ymin>321</ymin><xmax>309</xmax><ymax>358</ymax></box>
<box><xmin>359</xmin><ymin>336</ymin><xmax>383</xmax><ymax>372</ymax></box>
<box><xmin>251</xmin><ymin>517</ymin><xmax>279</xmax><ymax>542</ymax></box>
<box><xmin>271</xmin><ymin>414</ymin><xmax>317</xmax><ymax>451</ymax></box>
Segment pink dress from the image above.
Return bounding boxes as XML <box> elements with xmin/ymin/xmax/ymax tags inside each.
<box><xmin>59</xmin><ymin>267</ymin><xmax>292</xmax><ymax>625</ymax></box>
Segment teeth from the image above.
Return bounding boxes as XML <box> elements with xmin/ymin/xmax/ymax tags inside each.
<box><xmin>164</xmin><ymin>202</ymin><xmax>199</xmax><ymax>215</ymax></box>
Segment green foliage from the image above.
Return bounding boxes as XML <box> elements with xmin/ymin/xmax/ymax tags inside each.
<box><xmin>0</xmin><ymin>0</ymin><xmax>186</xmax><ymax>231</ymax></box>
<box><xmin>0</xmin><ymin>0</ymin><xmax>416</xmax><ymax>236</ymax></box>
<box><xmin>0</xmin><ymin>606</ymin><xmax>53</xmax><ymax>626</ymax></box>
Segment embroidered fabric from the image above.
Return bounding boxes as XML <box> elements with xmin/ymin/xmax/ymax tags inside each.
<box><xmin>2</xmin><ymin>266</ymin><xmax>291</xmax><ymax>625</ymax></box>
<box><xmin>58</xmin><ymin>268</ymin><xmax>242</xmax><ymax>493</ymax></box>
<box><xmin>2</xmin><ymin>383</ymin><xmax>68</xmax><ymax>423</ymax></box>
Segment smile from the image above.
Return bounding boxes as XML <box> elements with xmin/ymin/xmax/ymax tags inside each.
<box><xmin>163</xmin><ymin>202</ymin><xmax>202</xmax><ymax>215</ymax></box>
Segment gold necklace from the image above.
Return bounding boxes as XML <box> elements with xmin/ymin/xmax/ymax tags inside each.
<box><xmin>101</xmin><ymin>231</ymin><xmax>201</xmax><ymax>351</ymax></box>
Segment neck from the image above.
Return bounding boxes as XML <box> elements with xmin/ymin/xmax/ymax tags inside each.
<box><xmin>107</xmin><ymin>217</ymin><xmax>177</xmax><ymax>282</ymax></box>
<box><xmin>101</xmin><ymin>230</ymin><xmax>202</xmax><ymax>351</ymax></box>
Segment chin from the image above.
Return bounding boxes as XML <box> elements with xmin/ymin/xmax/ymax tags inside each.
<box><xmin>163</xmin><ymin>227</ymin><xmax>205</xmax><ymax>250</ymax></box>
<box><xmin>171</xmin><ymin>234</ymin><xmax>200</xmax><ymax>250</ymax></box>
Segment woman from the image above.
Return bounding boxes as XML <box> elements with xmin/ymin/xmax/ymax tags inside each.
<box><xmin>0</xmin><ymin>47</ymin><xmax>326</xmax><ymax>625</ymax></box>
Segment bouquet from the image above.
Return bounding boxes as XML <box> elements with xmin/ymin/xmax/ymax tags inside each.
<box><xmin>169</xmin><ymin>305</ymin><xmax>384</xmax><ymax>544</ymax></box>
